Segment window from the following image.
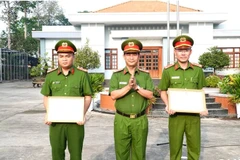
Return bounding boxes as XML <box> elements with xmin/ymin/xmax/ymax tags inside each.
<box><xmin>105</xmin><ymin>49</ymin><xmax>118</xmax><ymax>70</ymax></box>
<box><xmin>218</xmin><ymin>47</ymin><xmax>240</xmax><ymax>68</ymax></box>
<box><xmin>52</xmin><ymin>49</ymin><xmax>58</xmax><ymax>69</ymax></box>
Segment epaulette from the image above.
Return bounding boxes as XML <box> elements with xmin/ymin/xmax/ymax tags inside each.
<box><xmin>77</xmin><ymin>67</ymin><xmax>88</xmax><ymax>72</ymax></box>
<box><xmin>191</xmin><ymin>62</ymin><xmax>202</xmax><ymax>68</ymax></box>
<box><xmin>47</xmin><ymin>68</ymin><xmax>57</xmax><ymax>73</ymax></box>
<box><xmin>164</xmin><ymin>64</ymin><xmax>174</xmax><ymax>69</ymax></box>
<box><xmin>139</xmin><ymin>68</ymin><xmax>149</xmax><ymax>73</ymax></box>
<box><xmin>114</xmin><ymin>68</ymin><xmax>124</xmax><ymax>73</ymax></box>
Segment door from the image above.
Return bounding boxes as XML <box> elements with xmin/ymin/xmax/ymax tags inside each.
<box><xmin>138</xmin><ymin>47</ymin><xmax>162</xmax><ymax>79</ymax></box>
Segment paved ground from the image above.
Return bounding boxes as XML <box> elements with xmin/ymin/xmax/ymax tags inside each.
<box><xmin>0</xmin><ymin>81</ymin><xmax>240</xmax><ymax>160</ymax></box>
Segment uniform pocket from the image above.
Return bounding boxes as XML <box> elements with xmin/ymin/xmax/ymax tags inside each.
<box><xmin>51</xmin><ymin>83</ymin><xmax>62</xmax><ymax>92</ymax></box>
<box><xmin>170</xmin><ymin>79</ymin><xmax>182</xmax><ymax>87</ymax></box>
<box><xmin>70</xmin><ymin>84</ymin><xmax>81</xmax><ymax>95</ymax></box>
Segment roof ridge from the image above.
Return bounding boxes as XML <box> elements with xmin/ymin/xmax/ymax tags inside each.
<box><xmin>95</xmin><ymin>0</ymin><xmax>201</xmax><ymax>13</ymax></box>
<box><xmin>94</xmin><ymin>1</ymin><xmax>130</xmax><ymax>13</ymax></box>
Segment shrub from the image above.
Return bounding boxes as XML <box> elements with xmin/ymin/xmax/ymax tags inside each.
<box><xmin>88</xmin><ymin>73</ymin><xmax>104</xmax><ymax>97</ymax></box>
<box><xmin>198</xmin><ymin>46</ymin><xmax>230</xmax><ymax>75</ymax></box>
<box><xmin>205</xmin><ymin>75</ymin><xmax>221</xmax><ymax>88</ymax></box>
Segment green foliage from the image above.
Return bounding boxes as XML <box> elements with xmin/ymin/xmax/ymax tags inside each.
<box><xmin>228</xmin><ymin>74</ymin><xmax>240</xmax><ymax>103</ymax></box>
<box><xmin>74</xmin><ymin>39</ymin><xmax>101</xmax><ymax>69</ymax></box>
<box><xmin>198</xmin><ymin>46</ymin><xmax>230</xmax><ymax>74</ymax></box>
<box><xmin>30</xmin><ymin>53</ymin><xmax>51</xmax><ymax>77</ymax></box>
<box><xmin>218</xmin><ymin>76</ymin><xmax>233</xmax><ymax>94</ymax></box>
<box><xmin>205</xmin><ymin>75</ymin><xmax>221</xmax><ymax>88</ymax></box>
<box><xmin>153</xmin><ymin>86</ymin><xmax>160</xmax><ymax>97</ymax></box>
<box><xmin>218</xmin><ymin>74</ymin><xmax>240</xmax><ymax>103</ymax></box>
<box><xmin>88</xmin><ymin>73</ymin><xmax>104</xmax><ymax>96</ymax></box>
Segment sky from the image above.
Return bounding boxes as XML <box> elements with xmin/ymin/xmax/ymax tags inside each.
<box><xmin>0</xmin><ymin>0</ymin><xmax>239</xmax><ymax>31</ymax></box>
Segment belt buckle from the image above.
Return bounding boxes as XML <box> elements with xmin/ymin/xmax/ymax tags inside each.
<box><xmin>130</xmin><ymin>114</ymin><xmax>136</xmax><ymax>119</ymax></box>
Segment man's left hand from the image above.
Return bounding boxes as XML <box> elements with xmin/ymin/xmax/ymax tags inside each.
<box><xmin>200</xmin><ymin>109</ymin><xmax>208</xmax><ymax>116</ymax></box>
<box><xmin>77</xmin><ymin>116</ymin><xmax>86</xmax><ymax>125</ymax></box>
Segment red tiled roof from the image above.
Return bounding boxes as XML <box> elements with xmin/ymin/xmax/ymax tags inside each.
<box><xmin>95</xmin><ymin>0</ymin><xmax>201</xmax><ymax>13</ymax></box>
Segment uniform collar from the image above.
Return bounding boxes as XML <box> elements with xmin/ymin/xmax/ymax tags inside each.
<box><xmin>57</xmin><ymin>66</ymin><xmax>75</xmax><ymax>75</ymax></box>
<box><xmin>123</xmin><ymin>67</ymin><xmax>140</xmax><ymax>75</ymax></box>
<box><xmin>174</xmin><ymin>61</ymin><xmax>194</xmax><ymax>70</ymax></box>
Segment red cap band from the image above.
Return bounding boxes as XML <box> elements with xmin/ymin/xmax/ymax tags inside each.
<box><xmin>124</xmin><ymin>45</ymin><xmax>140</xmax><ymax>52</ymax></box>
<box><xmin>57</xmin><ymin>46</ymin><xmax>74</xmax><ymax>53</ymax></box>
<box><xmin>175</xmin><ymin>41</ymin><xmax>192</xmax><ymax>48</ymax></box>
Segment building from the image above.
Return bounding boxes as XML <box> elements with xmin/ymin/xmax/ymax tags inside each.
<box><xmin>32</xmin><ymin>0</ymin><xmax>240</xmax><ymax>80</ymax></box>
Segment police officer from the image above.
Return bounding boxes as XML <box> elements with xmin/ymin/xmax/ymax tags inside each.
<box><xmin>109</xmin><ymin>39</ymin><xmax>154</xmax><ymax>160</ymax></box>
<box><xmin>41</xmin><ymin>39</ymin><xmax>93</xmax><ymax>160</ymax></box>
<box><xmin>158</xmin><ymin>35</ymin><xmax>208</xmax><ymax>160</ymax></box>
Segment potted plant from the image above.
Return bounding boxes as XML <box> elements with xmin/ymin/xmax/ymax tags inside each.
<box><xmin>228</xmin><ymin>74</ymin><xmax>240</xmax><ymax>118</ymax></box>
<box><xmin>30</xmin><ymin>53</ymin><xmax>51</xmax><ymax>87</ymax></box>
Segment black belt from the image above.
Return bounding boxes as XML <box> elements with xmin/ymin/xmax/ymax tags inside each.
<box><xmin>116</xmin><ymin>110</ymin><xmax>146</xmax><ymax>119</ymax></box>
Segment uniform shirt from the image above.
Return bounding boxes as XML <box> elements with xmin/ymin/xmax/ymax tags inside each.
<box><xmin>159</xmin><ymin>62</ymin><xmax>206</xmax><ymax>91</ymax></box>
<box><xmin>41</xmin><ymin>66</ymin><xmax>93</xmax><ymax>97</ymax></box>
<box><xmin>109</xmin><ymin>67</ymin><xmax>154</xmax><ymax>114</ymax></box>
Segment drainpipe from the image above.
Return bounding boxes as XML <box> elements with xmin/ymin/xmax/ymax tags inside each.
<box><xmin>176</xmin><ymin>0</ymin><xmax>180</xmax><ymax>36</ymax></box>
<box><xmin>167</xmin><ymin>0</ymin><xmax>170</xmax><ymax>64</ymax></box>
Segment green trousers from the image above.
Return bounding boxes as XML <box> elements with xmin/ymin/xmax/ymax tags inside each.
<box><xmin>169</xmin><ymin>113</ymin><xmax>201</xmax><ymax>160</ymax></box>
<box><xmin>49</xmin><ymin>123</ymin><xmax>84</xmax><ymax>160</ymax></box>
<box><xmin>114</xmin><ymin>113</ymin><xmax>148</xmax><ymax>160</ymax></box>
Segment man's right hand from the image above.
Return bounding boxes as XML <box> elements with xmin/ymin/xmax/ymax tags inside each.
<box><xmin>165</xmin><ymin>106</ymin><xmax>176</xmax><ymax>115</ymax></box>
<box><xmin>128</xmin><ymin>75</ymin><xmax>135</xmax><ymax>89</ymax></box>
<box><xmin>45</xmin><ymin>114</ymin><xmax>52</xmax><ymax>125</ymax></box>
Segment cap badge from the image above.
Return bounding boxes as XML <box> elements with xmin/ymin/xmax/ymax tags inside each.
<box><xmin>180</xmin><ymin>37</ymin><xmax>186</xmax><ymax>42</ymax></box>
<box><xmin>128</xmin><ymin>42</ymin><xmax>134</xmax><ymax>47</ymax></box>
<box><xmin>62</xmin><ymin>42</ymin><xmax>68</xmax><ymax>47</ymax></box>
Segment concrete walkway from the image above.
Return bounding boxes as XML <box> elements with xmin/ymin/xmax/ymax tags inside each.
<box><xmin>0</xmin><ymin>81</ymin><xmax>240</xmax><ymax>160</ymax></box>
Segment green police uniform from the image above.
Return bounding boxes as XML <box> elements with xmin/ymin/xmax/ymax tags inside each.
<box><xmin>159</xmin><ymin>35</ymin><xmax>206</xmax><ymax>160</ymax></box>
<box><xmin>41</xmin><ymin>39</ymin><xmax>93</xmax><ymax>160</ymax></box>
<box><xmin>110</xmin><ymin>67</ymin><xmax>154</xmax><ymax>160</ymax></box>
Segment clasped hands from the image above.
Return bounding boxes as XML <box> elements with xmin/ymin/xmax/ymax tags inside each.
<box><xmin>128</xmin><ymin>75</ymin><xmax>138</xmax><ymax>90</ymax></box>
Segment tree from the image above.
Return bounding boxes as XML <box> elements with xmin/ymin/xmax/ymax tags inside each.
<box><xmin>32</xmin><ymin>1</ymin><xmax>70</xmax><ymax>26</ymax></box>
<box><xmin>198</xmin><ymin>46</ymin><xmax>230</xmax><ymax>75</ymax></box>
<box><xmin>0</xmin><ymin>1</ymin><xmax>18</xmax><ymax>49</ymax></box>
<box><xmin>74</xmin><ymin>39</ymin><xmax>101</xmax><ymax>69</ymax></box>
<box><xmin>14</xmin><ymin>1</ymin><xmax>38</xmax><ymax>39</ymax></box>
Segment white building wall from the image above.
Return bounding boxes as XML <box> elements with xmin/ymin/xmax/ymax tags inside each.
<box><xmin>81</xmin><ymin>24</ymin><xmax>105</xmax><ymax>73</ymax></box>
<box><xmin>188</xmin><ymin>22</ymin><xmax>214</xmax><ymax>63</ymax></box>
<box><xmin>213</xmin><ymin>38</ymin><xmax>240</xmax><ymax>47</ymax></box>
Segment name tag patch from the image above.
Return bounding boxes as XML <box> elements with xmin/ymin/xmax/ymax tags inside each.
<box><xmin>119</xmin><ymin>82</ymin><xmax>127</xmax><ymax>85</ymax></box>
<box><xmin>171</xmin><ymin>76</ymin><xmax>180</xmax><ymax>79</ymax></box>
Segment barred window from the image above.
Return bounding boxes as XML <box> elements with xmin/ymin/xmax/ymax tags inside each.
<box><xmin>218</xmin><ymin>47</ymin><xmax>240</xmax><ymax>68</ymax></box>
<box><xmin>105</xmin><ymin>49</ymin><xmax>118</xmax><ymax>70</ymax></box>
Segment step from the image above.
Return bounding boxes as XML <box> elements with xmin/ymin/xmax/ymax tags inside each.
<box><xmin>153</xmin><ymin>102</ymin><xmax>222</xmax><ymax>109</ymax></box>
<box><xmin>155</xmin><ymin>96</ymin><xmax>215</xmax><ymax>103</ymax></box>
<box><xmin>149</xmin><ymin>108</ymin><xmax>229</xmax><ymax>118</ymax></box>
<box><xmin>206</xmin><ymin>97</ymin><xmax>216</xmax><ymax>103</ymax></box>
<box><xmin>206</xmin><ymin>102</ymin><xmax>222</xmax><ymax>109</ymax></box>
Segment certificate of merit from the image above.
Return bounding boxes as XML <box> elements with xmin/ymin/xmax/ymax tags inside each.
<box><xmin>168</xmin><ymin>88</ymin><xmax>207</xmax><ymax>113</ymax></box>
<box><xmin>47</xmin><ymin>96</ymin><xmax>85</xmax><ymax>122</ymax></box>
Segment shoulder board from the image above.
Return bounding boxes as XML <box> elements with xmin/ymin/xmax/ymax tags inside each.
<box><xmin>77</xmin><ymin>67</ymin><xmax>88</xmax><ymax>72</ymax></box>
<box><xmin>139</xmin><ymin>68</ymin><xmax>149</xmax><ymax>73</ymax></box>
<box><xmin>164</xmin><ymin>64</ymin><xmax>174</xmax><ymax>69</ymax></box>
<box><xmin>114</xmin><ymin>68</ymin><xmax>124</xmax><ymax>73</ymax></box>
<box><xmin>191</xmin><ymin>62</ymin><xmax>202</xmax><ymax>68</ymax></box>
<box><xmin>47</xmin><ymin>68</ymin><xmax>57</xmax><ymax>73</ymax></box>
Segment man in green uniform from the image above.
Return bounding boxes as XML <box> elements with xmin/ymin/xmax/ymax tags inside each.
<box><xmin>41</xmin><ymin>39</ymin><xmax>93</xmax><ymax>160</ymax></box>
<box><xmin>158</xmin><ymin>35</ymin><xmax>208</xmax><ymax>160</ymax></box>
<box><xmin>109</xmin><ymin>39</ymin><xmax>154</xmax><ymax>160</ymax></box>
